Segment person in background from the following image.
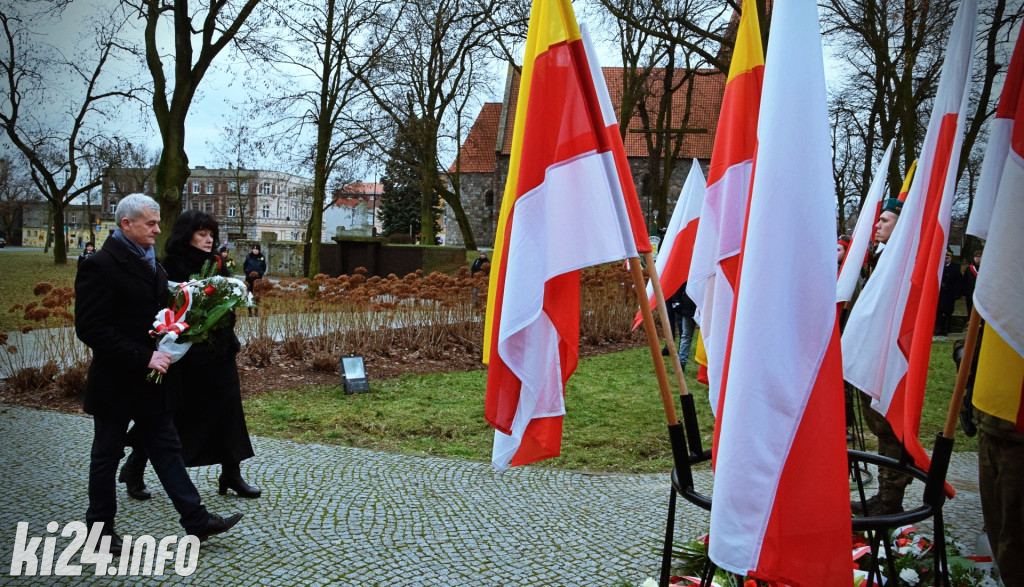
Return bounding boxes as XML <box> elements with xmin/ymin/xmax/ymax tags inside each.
<box><xmin>75</xmin><ymin>194</ymin><xmax>243</xmax><ymax>549</ymax></box>
<box><xmin>974</xmin><ymin>367</ymin><xmax>1024</xmax><ymax>585</ymax></box>
<box><xmin>471</xmin><ymin>251</ymin><xmax>489</xmax><ymax>276</ymax></box>
<box><xmin>935</xmin><ymin>248</ymin><xmax>962</xmax><ymax>338</ymax></box>
<box><xmin>665</xmin><ymin>287</ymin><xmax>698</xmax><ymax>372</ymax></box>
<box><xmin>121</xmin><ymin>211</ymin><xmax>260</xmax><ymax>499</ymax></box>
<box><xmin>219</xmin><ymin>244</ymin><xmax>237</xmax><ymax>276</ymax></box>
<box><xmin>962</xmin><ymin>248</ymin><xmax>982</xmax><ymax>316</ymax></box>
<box><xmin>77</xmin><ymin>241</ymin><xmax>96</xmax><ymax>269</ymax></box>
<box><xmin>837</xmin><ymin>234</ymin><xmax>852</xmax><ymax>268</ymax></box>
<box><xmin>243</xmin><ymin>244</ymin><xmax>267</xmax><ymax>317</ymax></box>
<box><xmin>853</xmin><ymin>196</ymin><xmax>913</xmax><ymax>516</ymax></box>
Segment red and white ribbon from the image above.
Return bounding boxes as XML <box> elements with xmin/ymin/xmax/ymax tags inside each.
<box><xmin>150</xmin><ymin>286</ymin><xmax>193</xmax><ymax>336</ymax></box>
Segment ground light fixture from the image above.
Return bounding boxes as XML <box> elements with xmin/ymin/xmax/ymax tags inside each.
<box><xmin>340</xmin><ymin>355</ymin><xmax>369</xmax><ymax>394</ymax></box>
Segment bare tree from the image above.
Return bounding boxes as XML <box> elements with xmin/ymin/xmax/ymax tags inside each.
<box><xmin>351</xmin><ymin>0</ymin><xmax>528</xmax><ymax>248</ymax></box>
<box><xmin>207</xmin><ymin>112</ymin><xmax>265</xmax><ymax>240</ymax></box>
<box><xmin>597</xmin><ymin>0</ymin><xmax>732</xmax><ymax>232</ymax></box>
<box><xmin>958</xmin><ymin>0</ymin><xmax>1024</xmax><ymax>210</ymax></box>
<box><xmin>258</xmin><ymin>0</ymin><xmax>380</xmax><ymax>280</ymax></box>
<box><xmin>96</xmin><ymin>136</ymin><xmax>158</xmax><ymax>195</ymax></box>
<box><xmin>0</xmin><ymin>6</ymin><xmax>141</xmax><ymax>264</ymax></box>
<box><xmin>0</xmin><ymin>155</ymin><xmax>37</xmax><ymax>243</ymax></box>
<box><xmin>122</xmin><ymin>0</ymin><xmax>264</xmax><ymax>249</ymax></box>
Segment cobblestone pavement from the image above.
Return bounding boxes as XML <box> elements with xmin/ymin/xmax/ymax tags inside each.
<box><xmin>0</xmin><ymin>405</ymin><xmax>984</xmax><ymax>586</ymax></box>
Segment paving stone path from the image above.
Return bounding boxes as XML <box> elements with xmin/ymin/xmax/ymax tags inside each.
<box><xmin>0</xmin><ymin>405</ymin><xmax>984</xmax><ymax>586</ymax></box>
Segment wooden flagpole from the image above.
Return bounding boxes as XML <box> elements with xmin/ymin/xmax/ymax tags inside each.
<box><xmin>643</xmin><ymin>251</ymin><xmax>691</xmax><ymax>397</ymax></box>
<box><xmin>628</xmin><ymin>256</ymin><xmax>678</xmax><ymax>424</ymax></box>
<box><xmin>943</xmin><ymin>308</ymin><xmax>982</xmax><ymax>438</ymax></box>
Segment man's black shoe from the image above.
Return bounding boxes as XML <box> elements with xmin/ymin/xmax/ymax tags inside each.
<box><xmin>190</xmin><ymin>513</ymin><xmax>244</xmax><ymax>541</ymax></box>
<box><xmin>102</xmin><ymin>531</ymin><xmax>123</xmax><ymax>554</ymax></box>
<box><xmin>119</xmin><ymin>451</ymin><xmax>151</xmax><ymax>501</ymax></box>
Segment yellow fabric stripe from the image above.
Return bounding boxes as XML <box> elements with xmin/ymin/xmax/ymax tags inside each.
<box><xmin>727</xmin><ymin>0</ymin><xmax>765</xmax><ymax>83</ymax></box>
<box><xmin>695</xmin><ymin>330</ymin><xmax>708</xmax><ymax>367</ymax></box>
<box><xmin>899</xmin><ymin>160</ymin><xmax>918</xmax><ymax>196</ymax></box>
<box><xmin>973</xmin><ymin>323</ymin><xmax>1024</xmax><ymax>423</ymax></box>
<box><xmin>483</xmin><ymin>0</ymin><xmax>581</xmax><ymax>362</ymax></box>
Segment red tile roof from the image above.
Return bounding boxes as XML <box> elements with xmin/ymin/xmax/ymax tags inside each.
<box><xmin>331</xmin><ymin>181</ymin><xmax>381</xmax><ymax>207</ymax></box>
<box><xmin>339</xmin><ymin>181</ymin><xmax>382</xmax><ymax>195</ymax></box>
<box><xmin>452</xmin><ymin>67</ymin><xmax>725</xmax><ymax>174</ymax></box>
<box><xmin>449</xmin><ymin>103</ymin><xmax>503</xmax><ymax>174</ymax></box>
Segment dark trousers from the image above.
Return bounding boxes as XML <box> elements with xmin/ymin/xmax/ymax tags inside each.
<box><xmin>979</xmin><ymin>431</ymin><xmax>1024</xmax><ymax>586</ymax></box>
<box><xmin>861</xmin><ymin>392</ymin><xmax>913</xmax><ymax>505</ymax></box>
<box><xmin>87</xmin><ymin>412</ymin><xmax>208</xmax><ymax>532</ymax></box>
<box><xmin>935</xmin><ymin>307</ymin><xmax>953</xmax><ymax>336</ymax></box>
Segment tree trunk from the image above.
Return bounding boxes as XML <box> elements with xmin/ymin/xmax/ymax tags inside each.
<box><xmin>51</xmin><ymin>203</ymin><xmax>68</xmax><ymax>265</ymax></box>
<box><xmin>446</xmin><ymin>190</ymin><xmax>476</xmax><ymax>250</ymax></box>
<box><xmin>154</xmin><ymin>128</ymin><xmax>190</xmax><ymax>253</ymax></box>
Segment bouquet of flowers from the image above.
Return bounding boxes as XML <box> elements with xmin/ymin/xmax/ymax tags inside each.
<box><xmin>852</xmin><ymin>526</ymin><xmax>1000</xmax><ymax>587</ymax></box>
<box><xmin>147</xmin><ymin>274</ymin><xmax>252</xmax><ymax>382</ymax></box>
<box><xmin>653</xmin><ymin>527</ymin><xmax>998</xmax><ymax>587</ymax></box>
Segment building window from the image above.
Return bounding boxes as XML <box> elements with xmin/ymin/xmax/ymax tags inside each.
<box><xmin>241</xmin><ymin>183</ymin><xmax>248</xmax><ymax>195</ymax></box>
<box><xmin>192</xmin><ymin>201</ymin><xmax>200</xmax><ymax>211</ymax></box>
<box><xmin>262</xmin><ymin>182</ymin><xmax>272</xmax><ymax>195</ymax></box>
<box><xmin>192</xmin><ymin>181</ymin><xmax>200</xmax><ymax>194</ymax></box>
<box><xmin>109</xmin><ymin>203</ymin><xmax>116</xmax><ymax>214</ymax></box>
<box><xmin>204</xmin><ymin>202</ymin><xmax>213</xmax><ymax>213</ymax></box>
<box><xmin>228</xmin><ymin>205</ymin><xmax>236</xmax><ymax>218</ymax></box>
<box><xmin>206</xmin><ymin>182</ymin><xmax>213</xmax><ymax>194</ymax></box>
<box><xmin>110</xmin><ymin>183</ymin><xmax>117</xmax><ymax>193</ymax></box>
<box><xmin>228</xmin><ymin>181</ymin><xmax>237</xmax><ymax>193</ymax></box>
<box><xmin>261</xmin><ymin>204</ymin><xmax>270</xmax><ymax>218</ymax></box>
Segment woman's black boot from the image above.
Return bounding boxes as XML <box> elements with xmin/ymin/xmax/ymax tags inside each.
<box><xmin>119</xmin><ymin>450</ymin><xmax>151</xmax><ymax>500</ymax></box>
<box><xmin>219</xmin><ymin>462</ymin><xmax>261</xmax><ymax>498</ymax></box>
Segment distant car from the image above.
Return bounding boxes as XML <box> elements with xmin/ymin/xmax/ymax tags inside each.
<box><xmin>0</xmin><ymin>237</ymin><xmax>6</xmax><ymax>248</ymax></box>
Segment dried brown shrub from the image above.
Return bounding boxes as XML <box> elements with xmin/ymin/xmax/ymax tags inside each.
<box><xmin>310</xmin><ymin>353</ymin><xmax>336</xmax><ymax>373</ymax></box>
<box><xmin>24</xmin><ymin>307</ymin><xmax>51</xmax><ymax>322</ymax></box>
<box><xmin>33</xmin><ymin>282</ymin><xmax>54</xmax><ymax>296</ymax></box>
<box><xmin>245</xmin><ymin>334</ymin><xmax>274</xmax><ymax>367</ymax></box>
<box><xmin>11</xmin><ymin>361</ymin><xmax>59</xmax><ymax>392</ymax></box>
<box><xmin>281</xmin><ymin>335</ymin><xmax>307</xmax><ymax>360</ymax></box>
<box><xmin>55</xmin><ymin>361</ymin><xmax>89</xmax><ymax>397</ymax></box>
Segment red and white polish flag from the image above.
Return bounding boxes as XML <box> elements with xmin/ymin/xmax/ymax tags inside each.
<box><xmin>483</xmin><ymin>0</ymin><xmax>645</xmax><ymax>470</ymax></box>
<box><xmin>635</xmin><ymin>160</ymin><xmax>705</xmax><ymax>328</ymax></box>
<box><xmin>842</xmin><ymin>0</ymin><xmax>977</xmax><ymax>487</ymax></box>
<box><xmin>707</xmin><ymin>2</ymin><xmax>850</xmax><ymax>584</ymax></box>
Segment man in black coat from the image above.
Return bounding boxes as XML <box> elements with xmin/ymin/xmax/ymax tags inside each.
<box><xmin>75</xmin><ymin>194</ymin><xmax>242</xmax><ymax>547</ymax></box>
<box><xmin>934</xmin><ymin>248</ymin><xmax>962</xmax><ymax>337</ymax></box>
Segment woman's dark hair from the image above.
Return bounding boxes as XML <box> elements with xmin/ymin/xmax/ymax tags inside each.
<box><xmin>165</xmin><ymin>210</ymin><xmax>220</xmax><ymax>256</ymax></box>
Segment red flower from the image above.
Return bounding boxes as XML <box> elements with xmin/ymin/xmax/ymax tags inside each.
<box><xmin>203</xmin><ymin>285</ymin><xmax>216</xmax><ymax>295</ymax></box>
<box><xmin>744</xmin><ymin>580</ymin><xmax>757</xmax><ymax>587</ymax></box>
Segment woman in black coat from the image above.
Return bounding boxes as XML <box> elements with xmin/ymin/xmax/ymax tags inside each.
<box><xmin>120</xmin><ymin>210</ymin><xmax>260</xmax><ymax>499</ymax></box>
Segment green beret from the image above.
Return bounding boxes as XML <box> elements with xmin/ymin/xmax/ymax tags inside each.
<box><xmin>881</xmin><ymin>198</ymin><xmax>904</xmax><ymax>215</ymax></box>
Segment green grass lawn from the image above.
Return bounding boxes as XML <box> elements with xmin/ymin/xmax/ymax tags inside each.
<box><xmin>0</xmin><ymin>251</ymin><xmax>78</xmax><ymax>332</ymax></box>
<box><xmin>0</xmin><ymin>250</ymin><xmax>977</xmax><ymax>474</ymax></box>
<box><xmin>244</xmin><ymin>339</ymin><xmax>975</xmax><ymax>475</ymax></box>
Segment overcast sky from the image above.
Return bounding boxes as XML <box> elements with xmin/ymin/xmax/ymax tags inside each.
<box><xmin>11</xmin><ymin>1</ymin><xmax>854</xmax><ymax>189</ymax></box>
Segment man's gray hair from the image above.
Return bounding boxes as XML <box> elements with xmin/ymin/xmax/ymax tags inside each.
<box><xmin>115</xmin><ymin>193</ymin><xmax>160</xmax><ymax>229</ymax></box>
